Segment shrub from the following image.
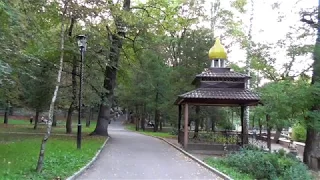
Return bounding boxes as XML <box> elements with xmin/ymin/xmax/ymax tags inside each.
<box><xmin>220</xmin><ymin>149</ymin><xmax>312</xmax><ymax>180</ymax></box>
<box><xmin>219</xmin><ymin>121</ymin><xmax>235</xmax><ymax>130</ymax></box>
<box><xmin>292</xmin><ymin>124</ymin><xmax>306</xmax><ymax>142</ymax></box>
<box><xmin>170</xmin><ymin>128</ymin><xmax>178</xmax><ymax>135</ymax></box>
<box><xmin>242</xmin><ymin>144</ymin><xmax>263</xmax><ymax>151</ymax></box>
<box><xmin>281</xmin><ymin>163</ymin><xmax>313</xmax><ymax>180</ymax></box>
<box><xmin>277</xmin><ymin>148</ymin><xmax>287</xmax><ymax>157</ymax></box>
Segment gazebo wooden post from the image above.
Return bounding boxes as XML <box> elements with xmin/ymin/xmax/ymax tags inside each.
<box><xmin>240</xmin><ymin>105</ymin><xmax>249</xmax><ymax>145</ymax></box>
<box><xmin>184</xmin><ymin>103</ymin><xmax>189</xmax><ymax>149</ymax></box>
<box><xmin>178</xmin><ymin>104</ymin><xmax>182</xmax><ymax>143</ymax></box>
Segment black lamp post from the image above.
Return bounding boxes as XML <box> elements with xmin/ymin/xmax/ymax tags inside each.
<box><xmin>77</xmin><ymin>35</ymin><xmax>87</xmax><ymax>149</ymax></box>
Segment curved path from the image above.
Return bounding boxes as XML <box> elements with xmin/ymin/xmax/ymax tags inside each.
<box><xmin>77</xmin><ymin>117</ymin><xmax>221</xmax><ymax>180</ymax></box>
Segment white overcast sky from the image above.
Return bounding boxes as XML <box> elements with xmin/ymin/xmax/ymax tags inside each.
<box><xmin>204</xmin><ymin>0</ymin><xmax>317</xmax><ymax>75</ymax></box>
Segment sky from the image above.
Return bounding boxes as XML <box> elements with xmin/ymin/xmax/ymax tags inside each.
<box><xmin>209</xmin><ymin>0</ymin><xmax>317</xmax><ymax>76</ymax></box>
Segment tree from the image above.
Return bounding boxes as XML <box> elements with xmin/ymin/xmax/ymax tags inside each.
<box><xmin>36</xmin><ymin>0</ymin><xmax>69</xmax><ymax>172</ymax></box>
<box><xmin>20</xmin><ymin>61</ymin><xmax>55</xmax><ymax>129</ymax></box>
<box><xmin>91</xmin><ymin>0</ymin><xmax>131</xmax><ymax>136</ymax></box>
<box><xmin>302</xmin><ymin>3</ymin><xmax>320</xmax><ymax>170</ymax></box>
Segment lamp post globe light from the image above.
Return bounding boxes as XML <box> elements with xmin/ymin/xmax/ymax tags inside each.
<box><xmin>76</xmin><ymin>35</ymin><xmax>87</xmax><ymax>149</ymax></box>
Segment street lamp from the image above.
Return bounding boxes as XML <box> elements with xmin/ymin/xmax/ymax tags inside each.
<box><xmin>77</xmin><ymin>35</ymin><xmax>87</xmax><ymax>149</ymax></box>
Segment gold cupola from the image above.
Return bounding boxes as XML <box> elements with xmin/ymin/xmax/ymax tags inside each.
<box><xmin>208</xmin><ymin>38</ymin><xmax>227</xmax><ymax>68</ymax></box>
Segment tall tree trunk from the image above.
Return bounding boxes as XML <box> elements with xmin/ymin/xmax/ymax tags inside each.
<box><xmin>266</xmin><ymin>114</ymin><xmax>271</xmax><ymax>152</ymax></box>
<box><xmin>66</xmin><ymin>105</ymin><xmax>73</xmax><ymax>133</ymax></box>
<box><xmin>86</xmin><ymin>107</ymin><xmax>93</xmax><ymax>127</ymax></box>
<box><xmin>140</xmin><ymin>106</ymin><xmax>143</xmax><ymax>131</ymax></box>
<box><xmin>244</xmin><ymin>0</ymin><xmax>255</xmax><ymax>134</ymax></box>
<box><xmin>36</xmin><ymin>1</ymin><xmax>68</xmax><ymax>172</ymax></box>
<box><xmin>154</xmin><ymin>91</ymin><xmax>159</xmax><ymax>132</ymax></box>
<box><xmin>303</xmin><ymin>3</ymin><xmax>320</xmax><ymax>170</ymax></box>
<box><xmin>154</xmin><ymin>109</ymin><xmax>160</xmax><ymax>132</ymax></box>
<box><xmin>193</xmin><ymin>106</ymin><xmax>200</xmax><ymax>139</ymax></box>
<box><xmin>211</xmin><ymin>118</ymin><xmax>215</xmax><ymax>132</ymax></box>
<box><xmin>200</xmin><ymin>118</ymin><xmax>204</xmax><ymax>130</ymax></box>
<box><xmin>141</xmin><ymin>104</ymin><xmax>146</xmax><ymax>131</ymax></box>
<box><xmin>3</xmin><ymin>100</ymin><xmax>9</xmax><ymax>124</ymax></box>
<box><xmin>252</xmin><ymin>113</ymin><xmax>255</xmax><ymax>128</ymax></box>
<box><xmin>34</xmin><ymin>110</ymin><xmax>40</xmax><ymax>130</ymax></box>
<box><xmin>259</xmin><ymin>118</ymin><xmax>262</xmax><ymax>136</ymax></box>
<box><xmin>52</xmin><ymin>113</ymin><xmax>57</xmax><ymax>127</ymax></box>
<box><xmin>91</xmin><ymin>0</ymin><xmax>131</xmax><ymax>136</ymax></box>
<box><xmin>274</xmin><ymin>126</ymin><xmax>283</xmax><ymax>143</ymax></box>
<box><xmin>135</xmin><ymin>105</ymin><xmax>139</xmax><ymax>131</ymax></box>
<box><xmin>130</xmin><ymin>111</ymin><xmax>134</xmax><ymax>123</ymax></box>
<box><xmin>159</xmin><ymin>113</ymin><xmax>163</xmax><ymax>131</ymax></box>
<box><xmin>66</xmin><ymin>17</ymin><xmax>76</xmax><ymax>133</ymax></box>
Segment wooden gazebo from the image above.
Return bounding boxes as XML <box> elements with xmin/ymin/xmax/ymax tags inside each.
<box><xmin>174</xmin><ymin>38</ymin><xmax>260</xmax><ymax>149</ymax></box>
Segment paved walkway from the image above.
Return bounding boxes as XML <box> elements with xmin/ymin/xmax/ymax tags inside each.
<box><xmin>77</xmin><ymin>117</ymin><xmax>220</xmax><ymax>180</ymax></box>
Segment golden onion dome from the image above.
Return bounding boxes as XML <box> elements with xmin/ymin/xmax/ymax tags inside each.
<box><xmin>208</xmin><ymin>38</ymin><xmax>227</xmax><ymax>60</ymax></box>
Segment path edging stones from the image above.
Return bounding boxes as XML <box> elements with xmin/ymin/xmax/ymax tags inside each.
<box><xmin>155</xmin><ymin>136</ymin><xmax>233</xmax><ymax>180</ymax></box>
<box><xmin>66</xmin><ymin>137</ymin><xmax>110</xmax><ymax>180</ymax></box>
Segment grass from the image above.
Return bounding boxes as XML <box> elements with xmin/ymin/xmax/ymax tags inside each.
<box><xmin>205</xmin><ymin>157</ymin><xmax>254</xmax><ymax>180</ymax></box>
<box><xmin>3</xmin><ymin>119</ymin><xmax>30</xmax><ymax>125</ymax></box>
<box><xmin>125</xmin><ymin>124</ymin><xmax>176</xmax><ymax>138</ymax></box>
<box><xmin>0</xmin><ymin>119</ymin><xmax>96</xmax><ymax>135</ymax></box>
<box><xmin>0</xmin><ymin>118</ymin><xmax>105</xmax><ymax>179</ymax></box>
<box><xmin>0</xmin><ymin>133</ymin><xmax>106</xmax><ymax>180</ymax></box>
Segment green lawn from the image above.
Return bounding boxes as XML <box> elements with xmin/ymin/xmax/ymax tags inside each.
<box><xmin>0</xmin><ymin>118</ymin><xmax>104</xmax><ymax>179</ymax></box>
<box><xmin>0</xmin><ymin>119</ymin><xmax>96</xmax><ymax>135</ymax></box>
<box><xmin>205</xmin><ymin>157</ymin><xmax>254</xmax><ymax>180</ymax></box>
<box><xmin>1</xmin><ymin>119</ymin><xmax>30</xmax><ymax>125</ymax></box>
<box><xmin>0</xmin><ymin>133</ymin><xmax>106</xmax><ymax>180</ymax></box>
<box><xmin>125</xmin><ymin>124</ymin><xmax>176</xmax><ymax>138</ymax></box>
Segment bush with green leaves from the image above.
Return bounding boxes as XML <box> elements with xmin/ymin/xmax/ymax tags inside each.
<box><xmin>292</xmin><ymin>124</ymin><xmax>306</xmax><ymax>142</ymax></box>
<box><xmin>170</xmin><ymin>127</ymin><xmax>178</xmax><ymax>135</ymax></box>
<box><xmin>218</xmin><ymin>120</ymin><xmax>235</xmax><ymax>130</ymax></box>
<box><xmin>217</xmin><ymin>148</ymin><xmax>312</xmax><ymax>180</ymax></box>
<box><xmin>198</xmin><ymin>132</ymin><xmax>238</xmax><ymax>144</ymax></box>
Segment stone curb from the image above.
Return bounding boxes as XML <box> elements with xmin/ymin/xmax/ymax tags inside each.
<box><xmin>66</xmin><ymin>137</ymin><xmax>110</xmax><ymax>180</ymax></box>
<box><xmin>156</xmin><ymin>137</ymin><xmax>233</xmax><ymax>180</ymax></box>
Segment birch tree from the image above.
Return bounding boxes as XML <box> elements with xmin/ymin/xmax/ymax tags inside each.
<box><xmin>243</xmin><ymin>0</ymin><xmax>254</xmax><ymax>144</ymax></box>
<box><xmin>36</xmin><ymin>0</ymin><xmax>69</xmax><ymax>172</ymax></box>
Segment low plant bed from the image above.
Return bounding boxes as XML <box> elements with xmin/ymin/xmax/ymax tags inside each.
<box><xmin>186</xmin><ymin>131</ymin><xmax>240</xmax><ymax>144</ymax></box>
<box><xmin>204</xmin><ymin>147</ymin><xmax>313</xmax><ymax>180</ymax></box>
<box><xmin>0</xmin><ymin>133</ymin><xmax>106</xmax><ymax>179</ymax></box>
<box><xmin>125</xmin><ymin>124</ymin><xmax>176</xmax><ymax>138</ymax></box>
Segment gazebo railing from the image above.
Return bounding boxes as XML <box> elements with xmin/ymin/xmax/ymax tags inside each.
<box><xmin>192</xmin><ymin>131</ymin><xmax>241</xmax><ymax>144</ymax></box>
<box><xmin>179</xmin><ymin>130</ymin><xmax>242</xmax><ymax>145</ymax></box>
<box><xmin>178</xmin><ymin>130</ymin><xmax>266</xmax><ymax>149</ymax></box>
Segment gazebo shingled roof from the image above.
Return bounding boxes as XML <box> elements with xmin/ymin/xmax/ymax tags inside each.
<box><xmin>195</xmin><ymin>68</ymin><xmax>249</xmax><ymax>78</ymax></box>
<box><xmin>175</xmin><ymin>88</ymin><xmax>260</xmax><ymax>106</ymax></box>
<box><xmin>176</xmin><ymin>66</ymin><xmax>260</xmax><ymax>106</ymax></box>
<box><xmin>175</xmin><ymin>37</ymin><xmax>261</xmax><ymax>149</ymax></box>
